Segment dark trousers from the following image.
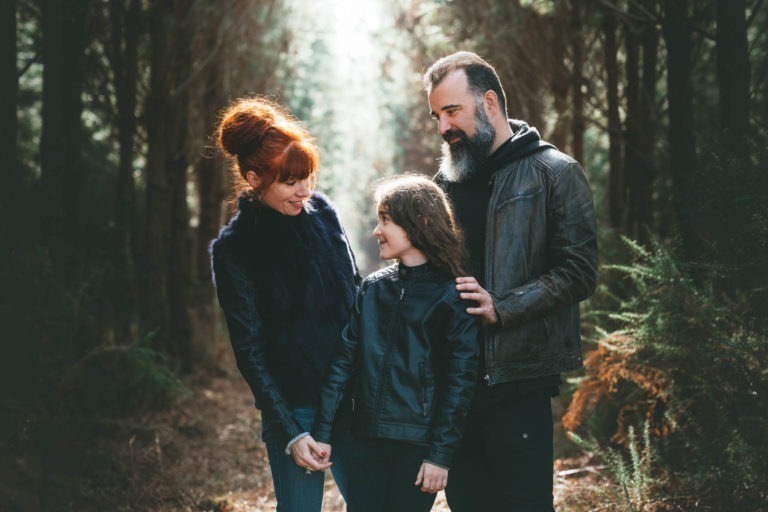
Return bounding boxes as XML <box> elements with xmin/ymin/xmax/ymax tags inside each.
<box><xmin>445</xmin><ymin>393</ymin><xmax>556</xmax><ymax>512</ymax></box>
<box><xmin>347</xmin><ymin>437</ymin><xmax>437</xmax><ymax>512</ymax></box>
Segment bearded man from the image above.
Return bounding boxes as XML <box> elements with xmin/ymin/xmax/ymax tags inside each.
<box><xmin>425</xmin><ymin>51</ymin><xmax>599</xmax><ymax>511</ymax></box>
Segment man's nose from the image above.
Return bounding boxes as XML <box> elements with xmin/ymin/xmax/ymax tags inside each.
<box><xmin>437</xmin><ymin>117</ymin><xmax>451</xmax><ymax>136</ymax></box>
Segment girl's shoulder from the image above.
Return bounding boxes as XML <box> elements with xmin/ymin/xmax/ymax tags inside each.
<box><xmin>362</xmin><ymin>264</ymin><xmax>399</xmax><ymax>287</ymax></box>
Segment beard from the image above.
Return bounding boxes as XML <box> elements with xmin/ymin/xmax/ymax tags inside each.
<box><xmin>438</xmin><ymin>103</ymin><xmax>496</xmax><ymax>183</ymax></box>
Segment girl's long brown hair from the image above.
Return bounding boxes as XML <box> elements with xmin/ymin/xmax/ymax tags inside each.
<box><xmin>374</xmin><ymin>174</ymin><xmax>469</xmax><ymax>278</ymax></box>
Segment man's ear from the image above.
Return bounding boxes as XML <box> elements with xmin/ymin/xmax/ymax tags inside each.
<box><xmin>246</xmin><ymin>171</ymin><xmax>261</xmax><ymax>189</ymax></box>
<box><xmin>483</xmin><ymin>90</ymin><xmax>500</xmax><ymax>117</ymax></box>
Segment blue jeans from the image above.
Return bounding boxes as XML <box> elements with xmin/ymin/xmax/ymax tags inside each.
<box><xmin>261</xmin><ymin>407</ymin><xmax>351</xmax><ymax>512</ymax></box>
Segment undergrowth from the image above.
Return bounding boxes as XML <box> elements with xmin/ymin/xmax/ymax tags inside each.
<box><xmin>563</xmin><ymin>238</ymin><xmax>768</xmax><ymax>511</ymax></box>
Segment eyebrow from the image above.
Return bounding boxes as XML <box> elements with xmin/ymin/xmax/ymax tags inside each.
<box><xmin>430</xmin><ymin>103</ymin><xmax>463</xmax><ymax>117</ymax></box>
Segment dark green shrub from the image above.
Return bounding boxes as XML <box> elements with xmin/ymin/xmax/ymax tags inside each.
<box><xmin>564</xmin><ymin>239</ymin><xmax>768</xmax><ymax>510</ymax></box>
<box><xmin>57</xmin><ymin>342</ymin><xmax>184</xmax><ymax>417</ymax></box>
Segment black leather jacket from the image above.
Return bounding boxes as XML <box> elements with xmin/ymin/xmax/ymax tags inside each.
<box><xmin>437</xmin><ymin>122</ymin><xmax>598</xmax><ymax>385</ymax></box>
<box><xmin>313</xmin><ymin>263</ymin><xmax>480</xmax><ymax>468</ymax></box>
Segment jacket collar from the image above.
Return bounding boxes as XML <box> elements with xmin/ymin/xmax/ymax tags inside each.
<box><xmin>397</xmin><ymin>261</ymin><xmax>439</xmax><ymax>280</ymax></box>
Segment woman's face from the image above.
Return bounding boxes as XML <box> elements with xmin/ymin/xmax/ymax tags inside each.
<box><xmin>259</xmin><ymin>177</ymin><xmax>311</xmax><ymax>216</ymax></box>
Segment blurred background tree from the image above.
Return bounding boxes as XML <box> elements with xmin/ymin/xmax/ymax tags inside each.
<box><xmin>1</xmin><ymin>0</ymin><xmax>766</xmax><ymax>510</ymax></box>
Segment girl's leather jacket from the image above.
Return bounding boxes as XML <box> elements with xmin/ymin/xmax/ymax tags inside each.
<box><xmin>312</xmin><ymin>263</ymin><xmax>480</xmax><ymax>468</ymax></box>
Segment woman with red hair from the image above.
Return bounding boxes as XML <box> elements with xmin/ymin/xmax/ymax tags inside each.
<box><xmin>210</xmin><ymin>97</ymin><xmax>359</xmax><ymax>511</ymax></box>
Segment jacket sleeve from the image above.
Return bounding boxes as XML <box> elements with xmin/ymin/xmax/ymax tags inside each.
<box><xmin>311</xmin><ymin>288</ymin><xmax>362</xmax><ymax>443</ymax></box>
<box><xmin>211</xmin><ymin>239</ymin><xmax>303</xmax><ymax>442</ymax></box>
<box><xmin>492</xmin><ymin>161</ymin><xmax>598</xmax><ymax>328</ymax></box>
<box><xmin>426</xmin><ymin>297</ymin><xmax>481</xmax><ymax>468</ymax></box>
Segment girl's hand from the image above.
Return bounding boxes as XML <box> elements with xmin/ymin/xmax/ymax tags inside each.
<box><xmin>317</xmin><ymin>441</ymin><xmax>332</xmax><ymax>464</ymax></box>
<box><xmin>290</xmin><ymin>435</ymin><xmax>332</xmax><ymax>472</ymax></box>
<box><xmin>414</xmin><ymin>462</ymin><xmax>448</xmax><ymax>494</ymax></box>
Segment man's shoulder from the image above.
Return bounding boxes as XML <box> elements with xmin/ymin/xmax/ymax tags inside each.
<box><xmin>501</xmin><ymin>145</ymin><xmax>581</xmax><ymax>183</ymax></box>
<box><xmin>530</xmin><ymin>146</ymin><xmax>578</xmax><ymax>171</ymax></box>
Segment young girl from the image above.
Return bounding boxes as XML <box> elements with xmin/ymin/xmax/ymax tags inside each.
<box><xmin>308</xmin><ymin>174</ymin><xmax>481</xmax><ymax>512</ymax></box>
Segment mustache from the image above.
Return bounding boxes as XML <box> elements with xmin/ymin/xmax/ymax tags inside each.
<box><xmin>442</xmin><ymin>128</ymin><xmax>467</xmax><ymax>144</ymax></box>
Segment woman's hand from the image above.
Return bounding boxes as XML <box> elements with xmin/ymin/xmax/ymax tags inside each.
<box><xmin>415</xmin><ymin>462</ymin><xmax>448</xmax><ymax>494</ymax></box>
<box><xmin>290</xmin><ymin>435</ymin><xmax>332</xmax><ymax>472</ymax></box>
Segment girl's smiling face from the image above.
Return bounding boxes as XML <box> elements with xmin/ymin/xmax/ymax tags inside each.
<box><xmin>373</xmin><ymin>204</ymin><xmax>427</xmax><ymax>266</ymax></box>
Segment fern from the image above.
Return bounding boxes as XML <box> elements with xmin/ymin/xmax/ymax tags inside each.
<box><xmin>564</xmin><ymin>237</ymin><xmax>768</xmax><ymax>509</ymax></box>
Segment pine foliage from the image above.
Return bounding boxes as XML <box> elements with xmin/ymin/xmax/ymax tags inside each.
<box><xmin>564</xmin><ymin>239</ymin><xmax>768</xmax><ymax>510</ymax></box>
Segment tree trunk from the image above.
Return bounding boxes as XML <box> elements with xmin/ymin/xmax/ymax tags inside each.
<box><xmin>570</xmin><ymin>2</ymin><xmax>585</xmax><ymax>165</ymax></box>
<box><xmin>716</xmin><ymin>0</ymin><xmax>750</xmax><ymax>151</ymax></box>
<box><xmin>634</xmin><ymin>0</ymin><xmax>660</xmax><ymax>245</ymax></box>
<box><xmin>40</xmin><ymin>0</ymin><xmax>67</xmax><ymax>235</ymax></box>
<box><xmin>40</xmin><ymin>0</ymin><xmax>88</xmax><ymax>235</ymax></box>
<box><xmin>195</xmin><ymin>69</ymin><xmax>227</xmax><ymax>285</ymax></box>
<box><xmin>108</xmin><ymin>0</ymin><xmax>142</xmax><ymax>343</ymax></box>
<box><xmin>549</xmin><ymin>7</ymin><xmax>570</xmax><ymax>151</ymax></box>
<box><xmin>624</xmin><ymin>6</ymin><xmax>641</xmax><ymax>240</ymax></box>
<box><xmin>602</xmin><ymin>4</ymin><xmax>624</xmax><ymax>231</ymax></box>
<box><xmin>167</xmin><ymin>6</ymin><xmax>194</xmax><ymax>373</ymax></box>
<box><xmin>61</xmin><ymin>1</ymin><xmax>87</xmax><ymax>228</ymax></box>
<box><xmin>188</xmin><ymin>21</ymin><xmax>230</xmax><ymax>371</ymax></box>
<box><xmin>141</xmin><ymin>3</ymin><xmax>172</xmax><ymax>354</ymax></box>
<box><xmin>0</xmin><ymin>0</ymin><xmax>18</xmax><ymax>237</ymax></box>
<box><xmin>663</xmin><ymin>0</ymin><xmax>699</xmax><ymax>261</ymax></box>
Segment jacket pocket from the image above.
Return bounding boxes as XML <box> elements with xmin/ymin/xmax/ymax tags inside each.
<box><xmin>496</xmin><ymin>316</ymin><xmax>550</xmax><ymax>363</ymax></box>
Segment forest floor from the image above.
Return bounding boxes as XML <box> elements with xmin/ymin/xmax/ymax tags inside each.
<box><xmin>1</xmin><ymin>368</ymin><xmax>609</xmax><ymax>511</ymax></box>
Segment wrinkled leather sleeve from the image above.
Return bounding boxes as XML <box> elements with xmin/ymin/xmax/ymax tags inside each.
<box><xmin>311</xmin><ymin>288</ymin><xmax>362</xmax><ymax>444</ymax></box>
<box><xmin>492</xmin><ymin>161</ymin><xmax>598</xmax><ymax>328</ymax></box>
<box><xmin>426</xmin><ymin>298</ymin><xmax>480</xmax><ymax>467</ymax></box>
<box><xmin>211</xmin><ymin>239</ymin><xmax>303</xmax><ymax>442</ymax></box>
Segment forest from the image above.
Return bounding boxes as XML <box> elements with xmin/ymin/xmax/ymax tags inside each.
<box><xmin>1</xmin><ymin>0</ymin><xmax>767</xmax><ymax>510</ymax></box>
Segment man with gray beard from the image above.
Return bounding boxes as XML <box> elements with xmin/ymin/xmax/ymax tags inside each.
<box><xmin>425</xmin><ymin>52</ymin><xmax>598</xmax><ymax>511</ymax></box>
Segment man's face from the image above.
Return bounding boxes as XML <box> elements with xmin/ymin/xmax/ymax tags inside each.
<box><xmin>428</xmin><ymin>70</ymin><xmax>496</xmax><ymax>182</ymax></box>
<box><xmin>429</xmin><ymin>70</ymin><xmax>479</xmax><ymax>143</ymax></box>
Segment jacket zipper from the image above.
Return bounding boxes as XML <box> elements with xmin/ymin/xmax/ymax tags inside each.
<box><xmin>419</xmin><ymin>362</ymin><xmax>427</xmax><ymax>416</ymax></box>
<box><xmin>484</xmin><ymin>174</ymin><xmax>503</xmax><ymax>387</ymax></box>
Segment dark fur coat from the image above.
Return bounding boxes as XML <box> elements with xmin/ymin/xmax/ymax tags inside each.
<box><xmin>210</xmin><ymin>190</ymin><xmax>359</xmax><ymax>440</ymax></box>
